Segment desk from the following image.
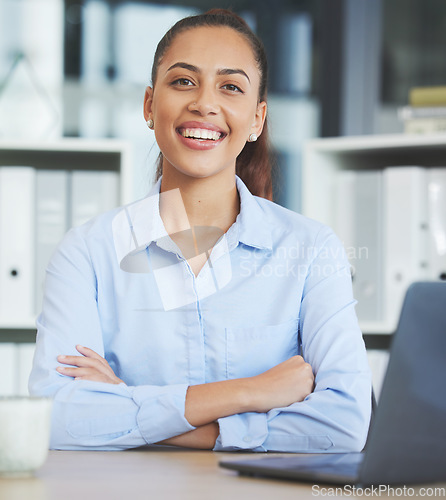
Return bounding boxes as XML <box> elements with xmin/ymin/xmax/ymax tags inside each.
<box><xmin>0</xmin><ymin>449</ymin><xmax>445</xmax><ymax>500</ymax></box>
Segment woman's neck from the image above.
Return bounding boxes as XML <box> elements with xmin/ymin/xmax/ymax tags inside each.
<box><xmin>159</xmin><ymin>168</ymin><xmax>240</xmax><ymax>235</ymax></box>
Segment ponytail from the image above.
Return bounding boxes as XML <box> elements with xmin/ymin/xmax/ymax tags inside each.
<box><xmin>235</xmin><ymin>117</ymin><xmax>273</xmax><ymax>200</ymax></box>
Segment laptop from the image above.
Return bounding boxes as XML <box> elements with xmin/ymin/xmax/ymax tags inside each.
<box><xmin>219</xmin><ymin>281</ymin><xmax>446</xmax><ymax>486</ymax></box>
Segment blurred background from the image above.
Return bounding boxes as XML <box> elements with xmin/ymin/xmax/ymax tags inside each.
<box><xmin>2</xmin><ymin>0</ymin><xmax>446</xmax><ymax>208</ymax></box>
<box><xmin>1</xmin><ymin>0</ymin><xmax>446</xmax><ymax>396</ymax></box>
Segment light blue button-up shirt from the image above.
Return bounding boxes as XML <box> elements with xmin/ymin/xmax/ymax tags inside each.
<box><xmin>29</xmin><ymin>176</ymin><xmax>371</xmax><ymax>452</ymax></box>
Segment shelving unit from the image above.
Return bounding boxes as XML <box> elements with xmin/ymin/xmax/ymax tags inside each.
<box><xmin>303</xmin><ymin>133</ymin><xmax>446</xmax><ymax>335</ymax></box>
<box><xmin>0</xmin><ymin>138</ymin><xmax>132</xmax><ymax>336</ymax></box>
<box><xmin>0</xmin><ymin>139</ymin><xmax>132</xmax><ymax>394</ymax></box>
<box><xmin>0</xmin><ymin>138</ymin><xmax>133</xmax><ymax>204</ymax></box>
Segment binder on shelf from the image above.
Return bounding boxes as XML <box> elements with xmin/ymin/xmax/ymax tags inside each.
<box><xmin>0</xmin><ymin>167</ymin><xmax>36</xmax><ymax>321</ymax></box>
<box><xmin>35</xmin><ymin>170</ymin><xmax>69</xmax><ymax>314</ymax></box>
<box><xmin>70</xmin><ymin>170</ymin><xmax>119</xmax><ymax>228</ymax></box>
<box><xmin>334</xmin><ymin>170</ymin><xmax>356</xmax><ymax>252</ymax></box>
<box><xmin>335</xmin><ymin>170</ymin><xmax>383</xmax><ymax>322</ymax></box>
<box><xmin>427</xmin><ymin>168</ymin><xmax>446</xmax><ymax>282</ymax></box>
<box><xmin>383</xmin><ymin>166</ymin><xmax>429</xmax><ymax>329</ymax></box>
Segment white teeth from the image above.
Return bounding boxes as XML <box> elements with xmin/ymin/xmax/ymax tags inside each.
<box><xmin>181</xmin><ymin>128</ymin><xmax>221</xmax><ymax>140</ymax></box>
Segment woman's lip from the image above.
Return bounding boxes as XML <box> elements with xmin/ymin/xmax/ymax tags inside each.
<box><xmin>177</xmin><ymin>121</ymin><xmax>226</xmax><ymax>134</ymax></box>
<box><xmin>176</xmin><ymin>129</ymin><xmax>225</xmax><ymax>151</ymax></box>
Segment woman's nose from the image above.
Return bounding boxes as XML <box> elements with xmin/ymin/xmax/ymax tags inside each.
<box><xmin>187</xmin><ymin>87</ymin><xmax>220</xmax><ymax>115</ymax></box>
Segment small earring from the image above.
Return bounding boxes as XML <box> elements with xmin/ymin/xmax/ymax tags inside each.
<box><xmin>147</xmin><ymin>119</ymin><xmax>154</xmax><ymax>129</ymax></box>
<box><xmin>248</xmin><ymin>133</ymin><xmax>257</xmax><ymax>142</ymax></box>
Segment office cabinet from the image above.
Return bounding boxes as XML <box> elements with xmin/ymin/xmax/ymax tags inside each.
<box><xmin>303</xmin><ymin>133</ymin><xmax>446</xmax><ymax>335</ymax></box>
<box><xmin>0</xmin><ymin>139</ymin><xmax>132</xmax><ymax>394</ymax></box>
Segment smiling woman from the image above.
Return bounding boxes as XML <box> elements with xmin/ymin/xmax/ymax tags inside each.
<box><xmin>29</xmin><ymin>9</ymin><xmax>372</xmax><ymax>454</ymax></box>
<box><xmin>148</xmin><ymin>9</ymin><xmax>272</xmax><ymax>200</ymax></box>
<box><xmin>144</xmin><ymin>24</ymin><xmax>266</xmax><ymax>200</ymax></box>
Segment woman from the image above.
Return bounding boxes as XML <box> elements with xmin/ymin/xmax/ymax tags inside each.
<box><xmin>29</xmin><ymin>9</ymin><xmax>371</xmax><ymax>452</ymax></box>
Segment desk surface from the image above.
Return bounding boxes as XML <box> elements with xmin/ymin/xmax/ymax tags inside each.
<box><xmin>1</xmin><ymin>449</ymin><xmax>445</xmax><ymax>500</ymax></box>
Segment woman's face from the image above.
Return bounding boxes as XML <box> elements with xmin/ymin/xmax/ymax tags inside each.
<box><xmin>144</xmin><ymin>26</ymin><xmax>267</xmax><ymax>181</ymax></box>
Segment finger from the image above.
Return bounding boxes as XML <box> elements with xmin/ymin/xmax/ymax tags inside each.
<box><xmin>75</xmin><ymin>345</ymin><xmax>108</xmax><ymax>366</ymax></box>
<box><xmin>57</xmin><ymin>365</ymin><xmax>105</xmax><ymax>380</ymax></box>
<box><xmin>73</xmin><ymin>374</ymin><xmax>120</xmax><ymax>384</ymax></box>
<box><xmin>57</xmin><ymin>354</ymin><xmax>81</xmax><ymax>366</ymax></box>
<box><xmin>57</xmin><ymin>355</ymin><xmax>111</xmax><ymax>376</ymax></box>
<box><xmin>57</xmin><ymin>365</ymin><xmax>85</xmax><ymax>377</ymax></box>
<box><xmin>74</xmin><ymin>373</ymin><xmax>108</xmax><ymax>383</ymax></box>
<box><xmin>57</xmin><ymin>355</ymin><xmax>119</xmax><ymax>382</ymax></box>
<box><xmin>57</xmin><ymin>365</ymin><xmax>121</xmax><ymax>384</ymax></box>
<box><xmin>58</xmin><ymin>354</ymin><xmax>99</xmax><ymax>367</ymax></box>
<box><xmin>74</xmin><ymin>375</ymin><xmax>105</xmax><ymax>382</ymax></box>
<box><xmin>57</xmin><ymin>365</ymin><xmax>101</xmax><ymax>376</ymax></box>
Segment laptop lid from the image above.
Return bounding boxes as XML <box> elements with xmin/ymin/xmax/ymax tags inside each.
<box><xmin>359</xmin><ymin>281</ymin><xmax>446</xmax><ymax>485</ymax></box>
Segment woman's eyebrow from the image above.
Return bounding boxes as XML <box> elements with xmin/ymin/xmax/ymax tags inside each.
<box><xmin>217</xmin><ymin>68</ymin><xmax>250</xmax><ymax>83</ymax></box>
<box><xmin>166</xmin><ymin>62</ymin><xmax>250</xmax><ymax>83</ymax></box>
<box><xmin>167</xmin><ymin>62</ymin><xmax>199</xmax><ymax>73</ymax></box>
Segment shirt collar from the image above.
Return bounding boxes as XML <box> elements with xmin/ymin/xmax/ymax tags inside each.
<box><xmin>230</xmin><ymin>176</ymin><xmax>273</xmax><ymax>251</ymax></box>
<box><xmin>112</xmin><ymin>175</ymin><xmax>273</xmax><ymax>266</ymax></box>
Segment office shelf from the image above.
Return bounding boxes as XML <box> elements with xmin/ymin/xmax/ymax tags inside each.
<box><xmin>0</xmin><ymin>138</ymin><xmax>132</xmax><ymax>333</ymax></box>
<box><xmin>303</xmin><ymin>133</ymin><xmax>446</xmax><ymax>334</ymax></box>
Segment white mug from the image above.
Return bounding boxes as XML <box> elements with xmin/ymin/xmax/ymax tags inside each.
<box><xmin>0</xmin><ymin>396</ymin><xmax>52</xmax><ymax>476</ymax></box>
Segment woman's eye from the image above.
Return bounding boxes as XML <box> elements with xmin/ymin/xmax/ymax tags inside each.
<box><xmin>172</xmin><ymin>78</ymin><xmax>194</xmax><ymax>87</ymax></box>
<box><xmin>222</xmin><ymin>83</ymin><xmax>243</xmax><ymax>93</ymax></box>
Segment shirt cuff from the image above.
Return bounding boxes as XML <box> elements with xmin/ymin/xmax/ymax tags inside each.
<box><xmin>213</xmin><ymin>412</ymin><xmax>268</xmax><ymax>451</ymax></box>
<box><xmin>132</xmin><ymin>384</ymin><xmax>195</xmax><ymax>444</ymax></box>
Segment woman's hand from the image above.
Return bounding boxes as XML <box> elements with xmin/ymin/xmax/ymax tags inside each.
<box><xmin>247</xmin><ymin>355</ymin><xmax>315</xmax><ymax>413</ymax></box>
<box><xmin>184</xmin><ymin>355</ymin><xmax>315</xmax><ymax>428</ymax></box>
<box><xmin>56</xmin><ymin>345</ymin><xmax>125</xmax><ymax>385</ymax></box>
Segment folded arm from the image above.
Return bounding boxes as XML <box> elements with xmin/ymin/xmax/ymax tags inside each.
<box><xmin>30</xmin><ymin>222</ymin><xmax>370</xmax><ymax>452</ymax></box>
<box><xmin>55</xmin><ymin>344</ymin><xmax>315</xmax><ymax>449</ymax></box>
<box><xmin>213</xmin><ymin>228</ymin><xmax>372</xmax><ymax>453</ymax></box>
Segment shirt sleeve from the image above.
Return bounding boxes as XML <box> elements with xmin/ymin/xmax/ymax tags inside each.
<box><xmin>213</xmin><ymin>226</ymin><xmax>372</xmax><ymax>453</ymax></box>
<box><xmin>29</xmin><ymin>226</ymin><xmax>195</xmax><ymax>451</ymax></box>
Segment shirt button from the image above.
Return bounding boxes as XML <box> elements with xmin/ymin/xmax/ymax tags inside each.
<box><xmin>243</xmin><ymin>436</ymin><xmax>252</xmax><ymax>443</ymax></box>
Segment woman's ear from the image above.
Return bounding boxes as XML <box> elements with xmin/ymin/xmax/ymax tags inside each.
<box><xmin>251</xmin><ymin>100</ymin><xmax>267</xmax><ymax>137</ymax></box>
<box><xmin>143</xmin><ymin>86</ymin><xmax>154</xmax><ymax>121</ymax></box>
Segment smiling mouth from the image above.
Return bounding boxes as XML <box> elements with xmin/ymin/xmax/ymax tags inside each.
<box><xmin>178</xmin><ymin>128</ymin><xmax>225</xmax><ymax>141</ymax></box>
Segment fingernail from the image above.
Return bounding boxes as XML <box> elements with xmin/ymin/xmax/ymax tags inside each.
<box><xmin>57</xmin><ymin>355</ymin><xmax>66</xmax><ymax>360</ymax></box>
